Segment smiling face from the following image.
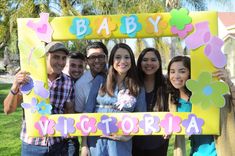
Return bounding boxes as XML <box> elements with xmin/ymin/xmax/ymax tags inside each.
<box><xmin>87</xmin><ymin>48</ymin><xmax>107</xmax><ymax>77</ymax></box>
<box><xmin>169</xmin><ymin>61</ymin><xmax>190</xmax><ymax>91</ymax></box>
<box><xmin>141</xmin><ymin>51</ymin><xmax>160</xmax><ymax>76</ymax></box>
<box><xmin>69</xmin><ymin>58</ymin><xmax>85</xmax><ymax>80</ymax></box>
<box><xmin>46</xmin><ymin>51</ymin><xmax>67</xmax><ymax>76</ymax></box>
<box><xmin>113</xmin><ymin>48</ymin><xmax>131</xmax><ymax>76</ymax></box>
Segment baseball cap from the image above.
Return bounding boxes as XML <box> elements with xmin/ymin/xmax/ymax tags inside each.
<box><xmin>45</xmin><ymin>42</ymin><xmax>69</xmax><ymax>55</ymax></box>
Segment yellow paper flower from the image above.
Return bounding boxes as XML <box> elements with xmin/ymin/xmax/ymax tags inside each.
<box><xmin>95</xmin><ymin>16</ymin><xmax>117</xmax><ymax>38</ymax></box>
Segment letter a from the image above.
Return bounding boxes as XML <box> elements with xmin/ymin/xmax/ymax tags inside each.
<box><xmin>187</xmin><ymin>116</ymin><xmax>199</xmax><ymax>133</ymax></box>
<box><xmin>97</xmin><ymin>18</ymin><xmax>110</xmax><ymax>35</ymax></box>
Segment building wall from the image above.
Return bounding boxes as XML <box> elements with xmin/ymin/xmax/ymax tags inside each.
<box><xmin>223</xmin><ymin>38</ymin><xmax>235</xmax><ymax>82</ymax></box>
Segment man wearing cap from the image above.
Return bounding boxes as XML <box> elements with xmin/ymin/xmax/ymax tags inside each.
<box><xmin>45</xmin><ymin>42</ymin><xmax>74</xmax><ymax>155</ymax></box>
<box><xmin>4</xmin><ymin>42</ymin><xmax>74</xmax><ymax>156</ymax></box>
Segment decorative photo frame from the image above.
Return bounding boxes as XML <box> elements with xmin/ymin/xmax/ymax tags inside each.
<box><xmin>17</xmin><ymin>9</ymin><xmax>228</xmax><ymax>137</ymax></box>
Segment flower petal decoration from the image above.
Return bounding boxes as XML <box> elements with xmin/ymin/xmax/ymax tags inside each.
<box><xmin>37</xmin><ymin>101</ymin><xmax>52</xmax><ymax>115</ymax></box>
<box><xmin>169</xmin><ymin>8</ymin><xmax>192</xmax><ymax>30</ymax></box>
<box><xmin>34</xmin><ymin>116</ymin><xmax>55</xmax><ymax>136</ymax></box>
<box><xmin>117</xmin><ymin>115</ymin><xmax>139</xmax><ymax>135</ymax></box>
<box><xmin>120</xmin><ymin>15</ymin><xmax>142</xmax><ymax>37</ymax></box>
<box><xmin>76</xmin><ymin>115</ymin><xmax>97</xmax><ymax>136</ymax></box>
<box><xmin>186</xmin><ymin>72</ymin><xmax>229</xmax><ymax>109</ymax></box>
<box><xmin>34</xmin><ymin>80</ymin><xmax>50</xmax><ymax>98</ymax></box>
<box><xmin>55</xmin><ymin>117</ymin><xmax>76</xmax><ymax>137</ymax></box>
<box><xmin>139</xmin><ymin>114</ymin><xmax>160</xmax><ymax>135</ymax></box>
<box><xmin>97</xmin><ymin>115</ymin><xmax>118</xmax><ymax>135</ymax></box>
<box><xmin>160</xmin><ymin>113</ymin><xmax>181</xmax><ymax>135</ymax></box>
<box><xmin>171</xmin><ymin>23</ymin><xmax>193</xmax><ymax>39</ymax></box>
<box><xmin>146</xmin><ymin>14</ymin><xmax>168</xmax><ymax>36</ymax></box>
<box><xmin>69</xmin><ymin>17</ymin><xmax>92</xmax><ymax>39</ymax></box>
<box><xmin>95</xmin><ymin>16</ymin><xmax>117</xmax><ymax>38</ymax></box>
<box><xmin>182</xmin><ymin>114</ymin><xmax>204</xmax><ymax>136</ymax></box>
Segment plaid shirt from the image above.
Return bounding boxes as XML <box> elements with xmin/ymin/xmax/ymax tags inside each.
<box><xmin>20</xmin><ymin>73</ymin><xmax>74</xmax><ymax>146</ymax></box>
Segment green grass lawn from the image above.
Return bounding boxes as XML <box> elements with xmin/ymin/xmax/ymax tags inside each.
<box><xmin>0</xmin><ymin>83</ymin><xmax>190</xmax><ymax>156</ymax></box>
<box><xmin>0</xmin><ymin>83</ymin><xmax>22</xmax><ymax>156</ymax></box>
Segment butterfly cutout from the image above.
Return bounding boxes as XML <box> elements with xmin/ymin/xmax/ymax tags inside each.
<box><xmin>21</xmin><ymin>97</ymin><xmax>39</xmax><ymax>113</ymax></box>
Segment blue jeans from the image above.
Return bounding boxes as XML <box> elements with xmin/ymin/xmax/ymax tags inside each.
<box><xmin>21</xmin><ymin>141</ymin><xmax>48</xmax><ymax>156</ymax></box>
<box><xmin>67</xmin><ymin>138</ymin><xmax>80</xmax><ymax>156</ymax></box>
<box><xmin>88</xmin><ymin>136</ymin><xmax>132</xmax><ymax>156</ymax></box>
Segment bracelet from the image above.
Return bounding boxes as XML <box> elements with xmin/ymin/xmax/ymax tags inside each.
<box><xmin>10</xmin><ymin>89</ymin><xmax>19</xmax><ymax>95</ymax></box>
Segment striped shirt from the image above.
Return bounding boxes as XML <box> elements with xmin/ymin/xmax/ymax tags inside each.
<box><xmin>20</xmin><ymin>73</ymin><xmax>74</xmax><ymax>146</ymax></box>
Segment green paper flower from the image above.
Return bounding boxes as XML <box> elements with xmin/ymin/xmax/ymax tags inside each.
<box><xmin>186</xmin><ymin>72</ymin><xmax>229</xmax><ymax>109</ymax></box>
<box><xmin>169</xmin><ymin>8</ymin><xmax>192</xmax><ymax>30</ymax></box>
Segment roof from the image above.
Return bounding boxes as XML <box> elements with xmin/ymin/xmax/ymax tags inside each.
<box><xmin>218</xmin><ymin>12</ymin><xmax>235</xmax><ymax>41</ymax></box>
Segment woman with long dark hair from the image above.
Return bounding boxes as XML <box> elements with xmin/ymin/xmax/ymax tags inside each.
<box><xmin>167</xmin><ymin>56</ymin><xmax>217</xmax><ymax>156</ymax></box>
<box><xmin>132</xmin><ymin>48</ymin><xmax>169</xmax><ymax>156</ymax></box>
<box><xmin>84</xmin><ymin>43</ymin><xmax>146</xmax><ymax>156</ymax></box>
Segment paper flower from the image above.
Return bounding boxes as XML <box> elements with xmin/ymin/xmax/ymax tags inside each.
<box><xmin>34</xmin><ymin>116</ymin><xmax>55</xmax><ymax>136</ymax></box>
<box><xmin>97</xmin><ymin>115</ymin><xmax>118</xmax><ymax>135</ymax></box>
<box><xmin>182</xmin><ymin>114</ymin><xmax>204</xmax><ymax>136</ymax></box>
<box><xmin>169</xmin><ymin>8</ymin><xmax>192</xmax><ymax>30</ymax></box>
<box><xmin>117</xmin><ymin>115</ymin><xmax>139</xmax><ymax>135</ymax></box>
<box><xmin>70</xmin><ymin>17</ymin><xmax>92</xmax><ymax>39</ymax></box>
<box><xmin>37</xmin><ymin>101</ymin><xmax>52</xmax><ymax>115</ymax></box>
<box><xmin>171</xmin><ymin>23</ymin><xmax>193</xmax><ymax>39</ymax></box>
<box><xmin>34</xmin><ymin>80</ymin><xmax>50</xmax><ymax>98</ymax></box>
<box><xmin>160</xmin><ymin>113</ymin><xmax>181</xmax><ymax>135</ymax></box>
<box><xmin>26</xmin><ymin>13</ymin><xmax>53</xmax><ymax>43</ymax></box>
<box><xmin>20</xmin><ymin>77</ymin><xmax>34</xmax><ymax>94</ymax></box>
<box><xmin>146</xmin><ymin>14</ymin><xmax>168</xmax><ymax>36</ymax></box>
<box><xmin>115</xmin><ymin>89</ymin><xmax>136</xmax><ymax>111</ymax></box>
<box><xmin>139</xmin><ymin>114</ymin><xmax>160</xmax><ymax>135</ymax></box>
<box><xmin>95</xmin><ymin>16</ymin><xmax>117</xmax><ymax>38</ymax></box>
<box><xmin>21</xmin><ymin>97</ymin><xmax>38</xmax><ymax>113</ymax></box>
<box><xmin>186</xmin><ymin>72</ymin><xmax>229</xmax><ymax>109</ymax></box>
<box><xmin>120</xmin><ymin>15</ymin><xmax>142</xmax><ymax>37</ymax></box>
<box><xmin>76</xmin><ymin>115</ymin><xmax>97</xmax><ymax>136</ymax></box>
<box><xmin>185</xmin><ymin>21</ymin><xmax>227</xmax><ymax>68</ymax></box>
<box><xmin>55</xmin><ymin>117</ymin><xmax>76</xmax><ymax>137</ymax></box>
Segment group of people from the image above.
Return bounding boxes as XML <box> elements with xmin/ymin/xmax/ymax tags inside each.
<box><xmin>3</xmin><ymin>41</ymin><xmax>235</xmax><ymax>156</ymax></box>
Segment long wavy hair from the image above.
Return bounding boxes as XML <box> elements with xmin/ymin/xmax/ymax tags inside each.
<box><xmin>100</xmin><ymin>43</ymin><xmax>141</xmax><ymax>97</ymax></box>
<box><xmin>137</xmin><ymin>48</ymin><xmax>168</xmax><ymax>111</ymax></box>
<box><xmin>167</xmin><ymin>55</ymin><xmax>191</xmax><ymax>105</ymax></box>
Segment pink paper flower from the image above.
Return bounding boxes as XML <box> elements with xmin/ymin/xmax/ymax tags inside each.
<box><xmin>34</xmin><ymin>116</ymin><xmax>55</xmax><ymax>136</ymax></box>
<box><xmin>76</xmin><ymin>115</ymin><xmax>97</xmax><ymax>136</ymax></box>
<box><xmin>117</xmin><ymin>115</ymin><xmax>139</xmax><ymax>135</ymax></box>
<box><xmin>160</xmin><ymin>113</ymin><xmax>181</xmax><ymax>135</ymax></box>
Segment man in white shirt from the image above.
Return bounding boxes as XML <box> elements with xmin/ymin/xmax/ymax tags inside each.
<box><xmin>74</xmin><ymin>42</ymin><xmax>108</xmax><ymax>113</ymax></box>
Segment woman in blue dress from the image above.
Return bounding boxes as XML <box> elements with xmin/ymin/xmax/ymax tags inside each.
<box><xmin>132</xmin><ymin>48</ymin><xmax>169</xmax><ymax>156</ymax></box>
<box><xmin>167</xmin><ymin>56</ymin><xmax>217</xmax><ymax>156</ymax></box>
<box><xmin>83</xmin><ymin>43</ymin><xmax>146</xmax><ymax>156</ymax></box>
